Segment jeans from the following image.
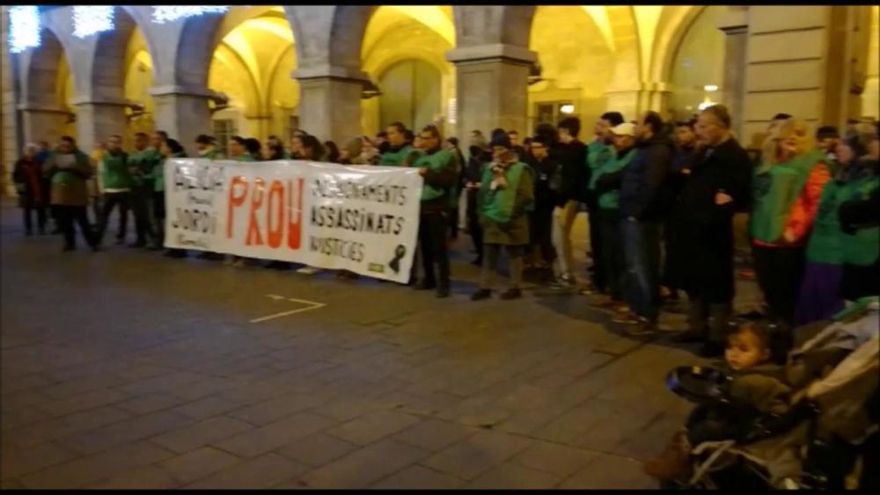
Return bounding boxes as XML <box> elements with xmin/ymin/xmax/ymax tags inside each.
<box><xmin>97</xmin><ymin>191</ymin><xmax>130</xmax><ymax>244</ymax></box>
<box><xmin>621</xmin><ymin>218</ymin><xmax>662</xmax><ymax>322</ymax></box>
<box><xmin>552</xmin><ymin>200</ymin><xmax>580</xmax><ymax>280</ymax></box>
<box><xmin>56</xmin><ymin>205</ymin><xmax>96</xmax><ymax>249</ymax></box>
<box><xmin>530</xmin><ymin>204</ymin><xmax>556</xmax><ymax>266</ymax></box>
<box><xmin>598</xmin><ymin>209</ymin><xmax>624</xmax><ymax>300</ymax></box>
<box><xmin>418</xmin><ymin>211</ymin><xmax>450</xmax><ymax>290</ymax></box>
<box><xmin>588</xmin><ymin>209</ymin><xmax>605</xmax><ymax>290</ymax></box>
<box><xmin>151</xmin><ymin>191</ymin><xmax>166</xmax><ymax>248</ymax></box>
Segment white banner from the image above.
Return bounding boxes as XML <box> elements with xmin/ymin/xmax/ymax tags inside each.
<box><xmin>164</xmin><ymin>159</ymin><xmax>423</xmax><ymax>283</ymax></box>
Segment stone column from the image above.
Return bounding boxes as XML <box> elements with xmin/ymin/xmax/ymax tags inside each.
<box><xmin>446</xmin><ymin>44</ymin><xmax>535</xmax><ymax>139</ymax></box>
<box><xmin>150</xmin><ymin>86</ymin><xmax>214</xmax><ymax>152</ymax></box>
<box><xmin>293</xmin><ymin>66</ymin><xmax>365</xmax><ymax>145</ymax></box>
<box><xmin>604</xmin><ymin>82</ymin><xmax>672</xmax><ymax>120</ymax></box>
<box><xmin>2</xmin><ymin>6</ymin><xmax>20</xmax><ymax>197</ymax></box>
<box><xmin>71</xmin><ymin>98</ymin><xmax>128</xmax><ymax>153</ymax></box>
<box><xmin>718</xmin><ymin>7</ymin><xmax>749</xmax><ymax>139</ymax></box>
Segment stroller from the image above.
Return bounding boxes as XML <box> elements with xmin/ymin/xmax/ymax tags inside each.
<box><xmin>662</xmin><ymin>297</ymin><xmax>879</xmax><ymax>490</ymax></box>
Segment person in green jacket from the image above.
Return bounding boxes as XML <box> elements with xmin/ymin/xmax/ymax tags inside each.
<box><xmin>43</xmin><ymin>136</ymin><xmax>99</xmax><ymax>252</ymax></box>
<box><xmin>128</xmin><ymin>132</ymin><xmax>163</xmax><ymax>247</ymax></box>
<box><xmin>96</xmin><ymin>134</ymin><xmax>132</xmax><ymax>246</ymax></box>
<box><xmin>412</xmin><ymin>124</ymin><xmax>459</xmax><ymax>297</ymax></box>
<box><xmin>195</xmin><ymin>134</ymin><xmax>224</xmax><ymax>160</ymax></box>
<box><xmin>227</xmin><ymin>136</ymin><xmax>255</xmax><ymax>162</ymax></box>
<box><xmin>471</xmin><ymin>133</ymin><xmax>535</xmax><ymax>301</ymax></box>
<box><xmin>588</xmin><ymin>122</ymin><xmax>638</xmax><ymax>310</ymax></box>
<box><xmin>155</xmin><ymin>138</ymin><xmax>189</xmax><ymax>257</ymax></box>
<box><xmin>381</xmin><ymin>122</ymin><xmax>421</xmax><ymax>166</ymax></box>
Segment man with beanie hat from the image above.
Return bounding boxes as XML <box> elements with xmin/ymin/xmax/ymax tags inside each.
<box><xmin>472</xmin><ymin>133</ymin><xmax>535</xmax><ymax>301</ymax></box>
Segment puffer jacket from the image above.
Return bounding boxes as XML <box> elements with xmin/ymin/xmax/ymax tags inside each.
<box><xmin>619</xmin><ymin>133</ymin><xmax>675</xmax><ymax>221</ymax></box>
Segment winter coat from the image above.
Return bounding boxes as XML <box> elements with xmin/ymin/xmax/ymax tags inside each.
<box><xmin>619</xmin><ymin>133</ymin><xmax>676</xmax><ymax>222</ymax></box>
<box><xmin>128</xmin><ymin>148</ymin><xmax>163</xmax><ymax>189</ymax></box>
<box><xmin>100</xmin><ymin>150</ymin><xmax>132</xmax><ymax>191</ymax></box>
<box><xmin>12</xmin><ymin>157</ymin><xmax>44</xmax><ymax>208</ymax></box>
<box><xmin>530</xmin><ymin>156</ymin><xmax>560</xmax><ymax>211</ymax></box>
<box><xmin>413</xmin><ymin>147</ymin><xmax>459</xmax><ymax>214</ymax></box>
<box><xmin>556</xmin><ymin>140</ymin><xmax>589</xmax><ymax>205</ymax></box>
<box><xmin>478</xmin><ymin>160</ymin><xmax>534</xmax><ymax>245</ymax></box>
<box><xmin>44</xmin><ymin>149</ymin><xmax>93</xmax><ymax>206</ymax></box>
<box><xmin>667</xmin><ymin>137</ymin><xmax>752</xmax><ymax>303</ymax></box>
<box><xmin>838</xmin><ymin>159</ymin><xmax>880</xmax><ymax>301</ymax></box>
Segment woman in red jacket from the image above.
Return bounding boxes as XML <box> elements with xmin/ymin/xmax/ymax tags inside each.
<box><xmin>12</xmin><ymin>144</ymin><xmax>47</xmax><ymax>235</ymax></box>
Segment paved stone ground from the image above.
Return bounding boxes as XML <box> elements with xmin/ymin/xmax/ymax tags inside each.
<box><xmin>0</xmin><ymin>204</ymin><xmax>762</xmax><ymax>489</ymax></box>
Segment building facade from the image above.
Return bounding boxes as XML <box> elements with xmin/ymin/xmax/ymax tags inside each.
<box><xmin>2</xmin><ymin>5</ymin><xmax>878</xmax><ymax>196</ymax></box>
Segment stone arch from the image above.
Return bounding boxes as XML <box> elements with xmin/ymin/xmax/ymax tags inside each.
<box><xmin>174</xmin><ymin>6</ymin><xmax>299</xmax><ymax>89</ymax></box>
<box><xmin>328</xmin><ymin>6</ymin><xmax>377</xmax><ymax>71</ymax></box>
<box><xmin>88</xmin><ymin>7</ymin><xmax>143</xmax><ymax>102</ymax></box>
<box><xmin>22</xmin><ymin>26</ymin><xmax>69</xmax><ymax>108</ymax></box>
<box><xmin>651</xmin><ymin>6</ymin><xmax>708</xmax><ymax>84</ymax></box>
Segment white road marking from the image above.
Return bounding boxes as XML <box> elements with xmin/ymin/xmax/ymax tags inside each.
<box><xmin>251</xmin><ymin>294</ymin><xmax>326</xmax><ymax>323</ymax></box>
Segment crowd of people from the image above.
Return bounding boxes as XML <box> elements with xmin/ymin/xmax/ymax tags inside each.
<box><xmin>10</xmin><ymin>107</ymin><xmax>880</xmax><ymax>359</ymax></box>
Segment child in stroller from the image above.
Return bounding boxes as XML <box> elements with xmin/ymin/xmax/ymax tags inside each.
<box><xmin>643</xmin><ymin>323</ymin><xmax>790</xmax><ymax>481</ymax></box>
<box><xmin>644</xmin><ymin>297</ymin><xmax>879</xmax><ymax>489</ymax></box>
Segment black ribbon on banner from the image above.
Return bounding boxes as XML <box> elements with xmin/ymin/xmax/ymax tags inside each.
<box><xmin>389</xmin><ymin>244</ymin><xmax>406</xmax><ymax>274</ymax></box>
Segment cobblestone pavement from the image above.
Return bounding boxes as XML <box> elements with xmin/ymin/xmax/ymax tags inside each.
<box><xmin>0</xmin><ymin>205</ymin><xmax>762</xmax><ymax>489</ymax></box>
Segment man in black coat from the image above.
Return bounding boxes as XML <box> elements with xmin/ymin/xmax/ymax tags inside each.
<box><xmin>615</xmin><ymin>111</ymin><xmax>675</xmax><ymax>333</ymax></box>
<box><xmin>551</xmin><ymin>117</ymin><xmax>588</xmax><ymax>287</ymax></box>
<box><xmin>669</xmin><ymin>105</ymin><xmax>752</xmax><ymax>357</ymax></box>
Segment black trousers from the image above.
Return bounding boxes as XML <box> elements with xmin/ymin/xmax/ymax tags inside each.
<box><xmin>130</xmin><ymin>187</ymin><xmax>154</xmax><ymax>244</ymax></box>
<box><xmin>22</xmin><ymin>205</ymin><xmax>47</xmax><ymax>234</ymax></box>
<box><xmin>466</xmin><ymin>191</ymin><xmax>483</xmax><ymax>260</ymax></box>
<box><xmin>419</xmin><ymin>211</ymin><xmax>451</xmax><ymax>289</ymax></box>
<box><xmin>97</xmin><ymin>191</ymin><xmax>130</xmax><ymax>243</ymax></box>
<box><xmin>56</xmin><ymin>205</ymin><xmax>95</xmax><ymax>249</ymax></box>
<box><xmin>598</xmin><ymin>209</ymin><xmax>624</xmax><ymax>300</ymax></box>
<box><xmin>530</xmin><ymin>204</ymin><xmax>555</xmax><ymax>265</ymax></box>
<box><xmin>152</xmin><ymin>191</ymin><xmax>167</xmax><ymax>248</ymax></box>
<box><xmin>588</xmin><ymin>209</ymin><xmax>606</xmax><ymax>291</ymax></box>
<box><xmin>753</xmin><ymin>245</ymin><xmax>804</xmax><ymax>326</ymax></box>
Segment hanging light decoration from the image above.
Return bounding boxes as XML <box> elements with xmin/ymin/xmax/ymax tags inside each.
<box><xmin>151</xmin><ymin>6</ymin><xmax>229</xmax><ymax>24</ymax></box>
<box><xmin>72</xmin><ymin>6</ymin><xmax>114</xmax><ymax>38</ymax></box>
<box><xmin>8</xmin><ymin>6</ymin><xmax>41</xmax><ymax>53</ymax></box>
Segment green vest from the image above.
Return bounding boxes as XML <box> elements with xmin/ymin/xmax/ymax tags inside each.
<box><xmin>199</xmin><ymin>148</ymin><xmax>223</xmax><ymax>160</ymax></box>
<box><xmin>805</xmin><ymin>175</ymin><xmax>847</xmax><ymax>264</ymax></box>
<box><xmin>589</xmin><ymin>147</ymin><xmax>636</xmax><ymax>210</ymax></box>
<box><xmin>587</xmin><ymin>140</ymin><xmax>613</xmax><ymax>173</ymax></box>
<box><xmin>414</xmin><ymin>149</ymin><xmax>455</xmax><ymax>202</ymax></box>
<box><xmin>381</xmin><ymin>145</ymin><xmax>419</xmax><ymax>166</ymax></box>
<box><xmin>50</xmin><ymin>150</ymin><xmax>91</xmax><ymax>186</ymax></box>
<box><xmin>128</xmin><ymin>148</ymin><xmax>163</xmax><ymax>188</ymax></box>
<box><xmin>232</xmin><ymin>154</ymin><xmax>255</xmax><ymax>162</ymax></box>
<box><xmin>479</xmin><ymin>162</ymin><xmax>527</xmax><ymax>223</ymax></box>
<box><xmin>750</xmin><ymin>149</ymin><xmax>825</xmax><ymax>243</ymax></box>
<box><xmin>840</xmin><ymin>173</ymin><xmax>879</xmax><ymax>266</ymax></box>
<box><xmin>101</xmin><ymin>151</ymin><xmax>132</xmax><ymax>190</ymax></box>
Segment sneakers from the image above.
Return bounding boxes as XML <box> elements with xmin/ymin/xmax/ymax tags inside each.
<box><xmin>296</xmin><ymin>266</ymin><xmax>320</xmax><ymax>275</ymax></box>
<box><xmin>643</xmin><ymin>431</ymin><xmax>692</xmax><ymax>482</ymax></box>
<box><xmin>626</xmin><ymin>319</ymin><xmax>659</xmax><ymax>337</ymax></box>
<box><xmin>413</xmin><ymin>280</ymin><xmax>437</xmax><ymax>291</ymax></box>
<box><xmin>436</xmin><ymin>287</ymin><xmax>450</xmax><ymax>299</ymax></box>
<box><xmin>232</xmin><ymin>258</ymin><xmax>246</xmax><ymax>268</ymax></box>
<box><xmin>470</xmin><ymin>289</ymin><xmax>491</xmax><ymax>301</ymax></box>
<box><xmin>500</xmin><ymin>288</ymin><xmax>522</xmax><ymax>300</ymax></box>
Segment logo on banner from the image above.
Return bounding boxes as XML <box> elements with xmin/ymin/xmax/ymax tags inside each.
<box><xmin>227</xmin><ymin>176</ymin><xmax>304</xmax><ymax>250</ymax></box>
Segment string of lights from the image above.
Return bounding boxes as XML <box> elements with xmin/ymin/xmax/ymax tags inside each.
<box><xmin>151</xmin><ymin>6</ymin><xmax>229</xmax><ymax>24</ymax></box>
<box><xmin>8</xmin><ymin>6</ymin><xmax>40</xmax><ymax>53</ymax></box>
<box><xmin>72</xmin><ymin>6</ymin><xmax>115</xmax><ymax>39</ymax></box>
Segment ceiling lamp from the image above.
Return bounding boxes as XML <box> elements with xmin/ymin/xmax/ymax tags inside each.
<box><xmin>72</xmin><ymin>6</ymin><xmax>114</xmax><ymax>38</ymax></box>
<box><xmin>8</xmin><ymin>6</ymin><xmax>40</xmax><ymax>53</ymax></box>
<box><xmin>152</xmin><ymin>6</ymin><xmax>229</xmax><ymax>24</ymax></box>
<box><xmin>560</xmin><ymin>104</ymin><xmax>575</xmax><ymax>115</ymax></box>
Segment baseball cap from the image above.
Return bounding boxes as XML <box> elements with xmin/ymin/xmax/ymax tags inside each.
<box><xmin>610</xmin><ymin>122</ymin><xmax>636</xmax><ymax>137</ymax></box>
